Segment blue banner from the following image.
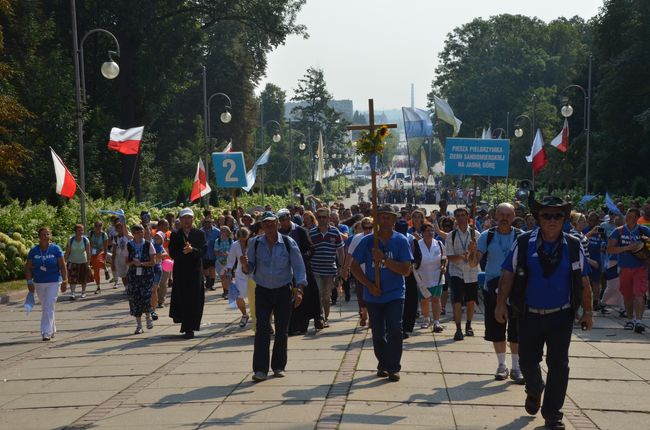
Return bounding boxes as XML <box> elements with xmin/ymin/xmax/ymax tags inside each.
<box><xmin>444</xmin><ymin>138</ymin><xmax>510</xmax><ymax>177</ymax></box>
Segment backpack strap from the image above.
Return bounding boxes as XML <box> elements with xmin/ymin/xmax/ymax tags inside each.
<box><xmin>413</xmin><ymin>239</ymin><xmax>423</xmax><ymax>270</ymax></box>
<box><xmin>566</xmin><ymin>232</ymin><xmax>584</xmax><ymax>313</ymax></box>
<box><xmin>253</xmin><ymin>235</ymin><xmax>292</xmax><ymax>275</ymax></box>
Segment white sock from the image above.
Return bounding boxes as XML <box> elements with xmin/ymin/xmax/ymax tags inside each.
<box><xmin>511</xmin><ymin>353</ymin><xmax>520</xmax><ymax>371</ymax></box>
<box><xmin>497</xmin><ymin>352</ymin><xmax>506</xmax><ymax>367</ymax></box>
<box><xmin>433</xmin><ymin>320</ymin><xmax>440</xmax><ymax>325</ymax></box>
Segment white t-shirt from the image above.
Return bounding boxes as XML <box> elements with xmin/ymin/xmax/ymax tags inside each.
<box><xmin>445</xmin><ymin>227</ymin><xmax>479</xmax><ymax>282</ymax></box>
<box><xmin>226</xmin><ymin>240</ymin><xmax>250</xmax><ymax>285</ymax></box>
<box><xmin>348</xmin><ymin>233</ymin><xmax>370</xmax><ymax>272</ymax></box>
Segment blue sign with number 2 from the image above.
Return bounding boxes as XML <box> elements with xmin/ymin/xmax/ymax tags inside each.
<box><xmin>212</xmin><ymin>152</ymin><xmax>248</xmax><ymax>188</ymax></box>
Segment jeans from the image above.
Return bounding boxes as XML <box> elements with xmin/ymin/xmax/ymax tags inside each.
<box><xmin>253</xmin><ymin>285</ymin><xmax>292</xmax><ymax>373</ymax></box>
<box><xmin>314</xmin><ymin>274</ymin><xmax>335</xmax><ymax>320</ymax></box>
<box><xmin>34</xmin><ymin>282</ymin><xmax>59</xmax><ymax>337</ymax></box>
<box><xmin>518</xmin><ymin>308</ymin><xmax>573</xmax><ymax>421</ymax></box>
<box><xmin>366</xmin><ymin>299</ymin><xmax>404</xmax><ymax>372</ymax></box>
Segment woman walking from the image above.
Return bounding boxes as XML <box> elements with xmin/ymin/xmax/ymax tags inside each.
<box><xmin>25</xmin><ymin>227</ymin><xmax>68</xmax><ymax>341</ymax></box>
<box><xmin>65</xmin><ymin>224</ymin><xmax>91</xmax><ymax>299</ymax></box>
<box><xmin>226</xmin><ymin>227</ymin><xmax>252</xmax><ymax>327</ymax></box>
<box><xmin>89</xmin><ymin>221</ymin><xmax>109</xmax><ymax>294</ymax></box>
<box><xmin>413</xmin><ymin>222</ymin><xmax>447</xmax><ymax>332</ymax></box>
<box><xmin>214</xmin><ymin>226</ymin><xmax>233</xmax><ymax>299</ymax></box>
<box><xmin>125</xmin><ymin>224</ymin><xmax>156</xmax><ymax>334</ymax></box>
<box><xmin>112</xmin><ymin>222</ymin><xmax>131</xmax><ymax>289</ymax></box>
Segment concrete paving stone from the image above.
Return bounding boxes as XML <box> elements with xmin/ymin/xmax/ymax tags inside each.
<box><xmin>91</xmin><ymin>352</ymin><xmax>178</xmax><ymax>366</ymax></box>
<box><xmin>148</xmin><ymin>372</ymin><xmax>247</xmax><ymax>389</ymax></box>
<box><xmin>2</xmin><ymin>390</ymin><xmax>118</xmax><ymax>409</ymax></box>
<box><xmin>438</xmin><ymin>351</ymin><xmax>501</xmax><ymax>375</ymax></box>
<box><xmin>226</xmin><ymin>382</ymin><xmax>330</xmax><ymax>402</ymax></box>
<box><xmin>38</xmin><ymin>376</ymin><xmax>139</xmax><ymax>393</ymax></box>
<box><xmin>567</xmin><ymin>379</ymin><xmax>650</xmax><ymax>412</ymax></box>
<box><xmin>249</xmin><ymin>371</ymin><xmax>336</xmax><ymax>387</ymax></box>
<box><xmin>201</xmin><ymin>423</ymin><xmax>316</xmax><ymax>430</ymax></box>
<box><xmin>445</xmin><ymin>373</ymin><xmax>527</xmax><ymax>406</ymax></box>
<box><xmin>340</xmin><ymin>400</ymin><xmax>455</xmax><ymax>428</ymax></box>
<box><xmin>590</xmin><ymin>341</ymin><xmax>650</xmax><ymax>359</ymax></box>
<box><xmin>541</xmin><ymin>356</ymin><xmax>642</xmax><ymax>381</ymax></box>
<box><xmin>0</xmin><ymin>394</ymin><xmax>22</xmax><ymax>407</ymax></box>
<box><xmin>0</xmin><ymin>406</ymin><xmax>92</xmax><ymax>430</ymax></box>
<box><xmin>452</xmin><ymin>404</ymin><xmax>576</xmax><ymax>430</ymax></box>
<box><xmin>433</xmin><ymin>337</ymin><xmax>496</xmax><ymax>353</ymax></box>
<box><xmin>127</xmin><ymin>385</ymin><xmax>235</xmax><ymax>404</ymax></box>
<box><xmin>20</xmin><ymin>356</ymin><xmax>103</xmax><ymax>368</ymax></box>
<box><xmin>186</xmin><ymin>350</ymin><xmax>251</xmax><ymax>363</ymax></box>
<box><xmin>72</xmin><ymin>363</ymin><xmax>163</xmax><ymax>377</ymax></box>
<box><xmin>205</xmin><ymin>400</ymin><xmax>323</xmax><ymax>424</ymax></box>
<box><xmin>583</xmin><ymin>409</ymin><xmax>650</xmax><ymax>430</ymax></box>
<box><xmin>0</xmin><ymin>365</ymin><xmax>81</xmax><ymax>381</ymax></box>
<box><xmin>574</xmin><ymin>327</ymin><xmax>649</xmax><ymax>342</ymax></box>
<box><xmin>286</xmin><ymin>358</ymin><xmax>343</xmax><ymax>371</ymax></box>
<box><xmin>566</xmin><ymin>341</ymin><xmax>608</xmax><ymax>358</ymax></box>
<box><xmin>348</xmin><ymin>371</ymin><xmax>448</xmax><ymax>403</ymax></box>
<box><xmin>357</xmin><ymin>350</ymin><xmax>442</xmax><ymax>373</ymax></box>
<box><xmin>0</xmin><ymin>378</ymin><xmax>52</xmax><ymax>395</ymax></box>
<box><xmin>95</xmin><ymin>403</ymin><xmax>218</xmax><ymax>426</ymax></box>
<box><xmin>614</xmin><ymin>358</ymin><xmax>650</xmax><ymax>380</ymax></box>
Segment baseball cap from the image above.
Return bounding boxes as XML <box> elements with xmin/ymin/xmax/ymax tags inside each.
<box><xmin>277</xmin><ymin>208</ymin><xmax>291</xmax><ymax>218</ymax></box>
<box><xmin>261</xmin><ymin>211</ymin><xmax>277</xmax><ymax>222</ymax></box>
<box><xmin>179</xmin><ymin>208</ymin><xmax>194</xmax><ymax>218</ymax></box>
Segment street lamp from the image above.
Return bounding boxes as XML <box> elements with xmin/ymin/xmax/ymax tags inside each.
<box><xmin>70</xmin><ymin>0</ymin><xmax>120</xmax><ymax>229</ymax></box>
<box><xmin>559</xmin><ymin>54</ymin><xmax>592</xmax><ymax>193</ymax></box>
<box><xmin>260</xmin><ymin>120</ymin><xmax>282</xmax><ymax>205</ymax></box>
<box><xmin>492</xmin><ymin>128</ymin><xmax>506</xmax><ymax>139</ymax></box>
<box><xmin>514</xmin><ymin>112</ymin><xmax>536</xmax><ymax>185</ymax></box>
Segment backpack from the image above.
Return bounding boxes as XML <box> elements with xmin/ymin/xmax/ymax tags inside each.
<box><xmin>252</xmin><ymin>234</ymin><xmax>292</xmax><ymax>275</ymax></box>
<box><xmin>479</xmin><ymin>227</ymin><xmax>522</xmax><ymax>271</ymax></box>
<box><xmin>68</xmin><ymin>235</ymin><xmax>89</xmax><ymax>248</ymax></box>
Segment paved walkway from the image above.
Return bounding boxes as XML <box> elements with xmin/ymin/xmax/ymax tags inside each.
<box><xmin>1</xmin><ymin>279</ymin><xmax>649</xmax><ymax>430</ymax></box>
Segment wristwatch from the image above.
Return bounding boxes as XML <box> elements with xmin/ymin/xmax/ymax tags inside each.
<box><xmin>381</xmin><ymin>258</ymin><xmax>387</xmax><ymax>265</ymax></box>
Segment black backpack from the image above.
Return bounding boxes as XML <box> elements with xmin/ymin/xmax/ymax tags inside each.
<box><xmin>252</xmin><ymin>234</ymin><xmax>292</xmax><ymax>275</ymax></box>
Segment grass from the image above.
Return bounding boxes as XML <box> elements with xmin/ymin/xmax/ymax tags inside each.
<box><xmin>0</xmin><ymin>279</ymin><xmax>25</xmax><ymax>296</ymax></box>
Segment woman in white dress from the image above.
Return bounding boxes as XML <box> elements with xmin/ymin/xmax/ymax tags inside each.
<box><xmin>226</xmin><ymin>227</ymin><xmax>251</xmax><ymax>327</ymax></box>
<box><xmin>413</xmin><ymin>222</ymin><xmax>447</xmax><ymax>332</ymax></box>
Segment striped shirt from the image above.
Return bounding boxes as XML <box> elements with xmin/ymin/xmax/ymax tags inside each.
<box><xmin>310</xmin><ymin>226</ymin><xmax>343</xmax><ymax>275</ymax></box>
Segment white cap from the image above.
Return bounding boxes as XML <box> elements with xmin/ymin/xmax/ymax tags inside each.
<box><xmin>277</xmin><ymin>208</ymin><xmax>291</xmax><ymax>218</ymax></box>
<box><xmin>179</xmin><ymin>207</ymin><xmax>194</xmax><ymax>218</ymax></box>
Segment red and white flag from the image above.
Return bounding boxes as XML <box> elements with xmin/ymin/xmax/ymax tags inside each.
<box><xmin>108</xmin><ymin>126</ymin><xmax>144</xmax><ymax>155</ymax></box>
<box><xmin>550</xmin><ymin>119</ymin><xmax>569</xmax><ymax>153</ymax></box>
<box><xmin>223</xmin><ymin>141</ymin><xmax>233</xmax><ymax>152</ymax></box>
<box><xmin>50</xmin><ymin>148</ymin><xmax>77</xmax><ymax>198</ymax></box>
<box><xmin>190</xmin><ymin>158</ymin><xmax>212</xmax><ymax>202</ymax></box>
<box><xmin>525</xmin><ymin>129</ymin><xmax>547</xmax><ymax>174</ymax></box>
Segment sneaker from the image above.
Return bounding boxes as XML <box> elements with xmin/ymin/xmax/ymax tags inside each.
<box><xmin>252</xmin><ymin>371</ymin><xmax>267</xmax><ymax>382</ymax></box>
<box><xmin>624</xmin><ymin>321</ymin><xmax>635</xmax><ymax>330</ymax></box>
<box><xmin>420</xmin><ymin>319</ymin><xmax>430</xmax><ymax>329</ymax></box>
<box><xmin>315</xmin><ymin>319</ymin><xmax>324</xmax><ymax>330</ymax></box>
<box><xmin>454</xmin><ymin>330</ymin><xmax>464</xmax><ymax>341</ymax></box>
<box><xmin>322</xmin><ymin>320</ymin><xmax>330</xmax><ymax>328</ymax></box>
<box><xmin>433</xmin><ymin>322</ymin><xmax>444</xmax><ymax>333</ymax></box>
<box><xmin>524</xmin><ymin>389</ymin><xmax>543</xmax><ymax>415</ymax></box>
<box><xmin>80</xmin><ymin>293</ymin><xmax>86</xmax><ymax>299</ymax></box>
<box><xmin>157</xmin><ymin>303</ymin><xmax>165</xmax><ymax>309</ymax></box>
<box><xmin>441</xmin><ymin>308</ymin><xmax>447</xmax><ymax>316</ymax></box>
<box><xmin>134</xmin><ymin>326</ymin><xmax>144</xmax><ymax>335</ymax></box>
<box><xmin>376</xmin><ymin>369</ymin><xmax>388</xmax><ymax>378</ymax></box>
<box><xmin>544</xmin><ymin>419</ymin><xmax>566</xmax><ymax>430</ymax></box>
<box><xmin>600</xmin><ymin>306</ymin><xmax>610</xmax><ymax>315</ymax></box>
<box><xmin>70</xmin><ymin>293</ymin><xmax>76</xmax><ymax>301</ymax></box>
<box><xmin>42</xmin><ymin>335</ymin><xmax>51</xmax><ymax>341</ymax></box>
<box><xmin>634</xmin><ymin>323</ymin><xmax>645</xmax><ymax>333</ymax></box>
<box><xmin>495</xmin><ymin>365</ymin><xmax>509</xmax><ymax>381</ymax></box>
<box><xmin>387</xmin><ymin>371</ymin><xmax>401</xmax><ymax>382</ymax></box>
<box><xmin>104</xmin><ymin>271</ymin><xmax>110</xmax><ymax>281</ymax></box>
<box><xmin>618</xmin><ymin>309</ymin><xmax>627</xmax><ymax>318</ymax></box>
<box><xmin>273</xmin><ymin>369</ymin><xmax>285</xmax><ymax>377</ymax></box>
<box><xmin>151</xmin><ymin>311</ymin><xmax>159</xmax><ymax>321</ymax></box>
<box><xmin>239</xmin><ymin>315</ymin><xmax>249</xmax><ymax>328</ymax></box>
<box><xmin>146</xmin><ymin>318</ymin><xmax>154</xmax><ymax>330</ymax></box>
<box><xmin>510</xmin><ymin>368</ymin><xmax>525</xmax><ymax>385</ymax></box>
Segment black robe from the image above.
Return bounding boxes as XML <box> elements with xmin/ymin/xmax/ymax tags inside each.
<box><xmin>169</xmin><ymin>228</ymin><xmax>207</xmax><ymax>332</ymax></box>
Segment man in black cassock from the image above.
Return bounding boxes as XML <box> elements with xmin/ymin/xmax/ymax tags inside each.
<box><xmin>169</xmin><ymin>207</ymin><xmax>207</xmax><ymax>339</ymax></box>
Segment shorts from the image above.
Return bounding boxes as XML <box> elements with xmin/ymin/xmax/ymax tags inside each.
<box><xmin>418</xmin><ymin>285</ymin><xmax>443</xmax><ymax>300</ymax></box>
<box><xmin>153</xmin><ymin>266</ymin><xmax>162</xmax><ymax>284</ymax></box>
<box><xmin>202</xmin><ymin>258</ymin><xmax>216</xmax><ymax>270</ymax></box>
<box><xmin>450</xmin><ymin>276</ymin><xmax>478</xmax><ymax>304</ymax></box>
<box><xmin>483</xmin><ymin>289</ymin><xmax>518</xmax><ymax>342</ymax></box>
<box><xmin>619</xmin><ymin>266</ymin><xmax>648</xmax><ymax>299</ymax></box>
<box><xmin>233</xmin><ymin>277</ymin><xmax>248</xmax><ymax>298</ymax></box>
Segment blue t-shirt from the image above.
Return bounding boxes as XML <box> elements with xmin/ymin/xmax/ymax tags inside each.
<box><xmin>609</xmin><ymin>224</ymin><xmax>650</xmax><ymax>268</ymax></box>
<box><xmin>28</xmin><ymin>244</ymin><xmax>63</xmax><ymax>283</ymax></box>
<box><xmin>477</xmin><ymin>228</ymin><xmax>517</xmax><ymax>287</ymax></box>
<box><xmin>202</xmin><ymin>226</ymin><xmax>221</xmax><ymax>260</ymax></box>
<box><xmin>153</xmin><ymin>243</ymin><xmax>164</xmax><ymax>269</ymax></box>
<box><xmin>352</xmin><ymin>232</ymin><xmax>413</xmax><ymax>304</ymax></box>
<box><xmin>502</xmin><ymin>231</ymin><xmax>588</xmax><ymax>309</ymax></box>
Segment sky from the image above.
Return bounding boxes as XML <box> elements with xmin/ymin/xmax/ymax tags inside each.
<box><xmin>259</xmin><ymin>0</ymin><xmax>603</xmax><ymax>112</ymax></box>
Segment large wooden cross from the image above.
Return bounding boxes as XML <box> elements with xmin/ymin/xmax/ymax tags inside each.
<box><xmin>347</xmin><ymin>99</ymin><xmax>398</xmax><ymax>294</ymax></box>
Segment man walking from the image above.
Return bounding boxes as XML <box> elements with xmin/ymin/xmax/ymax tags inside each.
<box><xmin>497</xmin><ymin>196</ymin><xmax>593</xmax><ymax>430</ymax></box>
<box><xmin>351</xmin><ymin>205</ymin><xmax>412</xmax><ymax>382</ymax></box>
<box><xmin>310</xmin><ymin>207</ymin><xmax>345</xmax><ymax>327</ymax></box>
<box><xmin>607</xmin><ymin>207</ymin><xmax>650</xmax><ymax>333</ymax></box>
<box><xmin>477</xmin><ymin>203</ymin><xmax>524</xmax><ymax>383</ymax></box>
<box><xmin>200</xmin><ymin>217</ymin><xmax>220</xmax><ymax>291</ymax></box>
<box><xmin>241</xmin><ymin>211</ymin><xmax>306</xmax><ymax>382</ymax></box>
<box><xmin>445</xmin><ymin>207</ymin><xmax>480</xmax><ymax>341</ymax></box>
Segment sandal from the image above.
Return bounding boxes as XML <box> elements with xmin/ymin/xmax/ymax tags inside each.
<box><xmin>359</xmin><ymin>318</ymin><xmax>367</xmax><ymax>327</ymax></box>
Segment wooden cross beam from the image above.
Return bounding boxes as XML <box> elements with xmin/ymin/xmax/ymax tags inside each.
<box><xmin>346</xmin><ymin>99</ymin><xmax>398</xmax><ymax>295</ymax></box>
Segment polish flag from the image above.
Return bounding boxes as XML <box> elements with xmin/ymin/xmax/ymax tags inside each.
<box><xmin>525</xmin><ymin>129</ymin><xmax>547</xmax><ymax>174</ymax></box>
<box><xmin>190</xmin><ymin>158</ymin><xmax>212</xmax><ymax>202</ymax></box>
<box><xmin>50</xmin><ymin>148</ymin><xmax>77</xmax><ymax>198</ymax></box>
<box><xmin>550</xmin><ymin>119</ymin><xmax>569</xmax><ymax>153</ymax></box>
<box><xmin>223</xmin><ymin>141</ymin><xmax>233</xmax><ymax>152</ymax></box>
<box><xmin>108</xmin><ymin>126</ymin><xmax>144</xmax><ymax>155</ymax></box>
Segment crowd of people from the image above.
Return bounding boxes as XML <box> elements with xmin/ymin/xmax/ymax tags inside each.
<box><xmin>23</xmin><ymin>191</ymin><xmax>650</xmax><ymax>430</ymax></box>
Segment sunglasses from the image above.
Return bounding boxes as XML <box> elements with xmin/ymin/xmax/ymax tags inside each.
<box><xmin>539</xmin><ymin>213</ymin><xmax>565</xmax><ymax>221</ymax></box>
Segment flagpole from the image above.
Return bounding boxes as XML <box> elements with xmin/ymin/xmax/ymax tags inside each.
<box><xmin>401</xmin><ymin>108</ymin><xmax>416</xmax><ymax>204</ymax></box>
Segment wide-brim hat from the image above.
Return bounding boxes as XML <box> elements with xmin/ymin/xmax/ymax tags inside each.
<box><xmin>376</xmin><ymin>204</ymin><xmax>399</xmax><ymax>217</ymax></box>
<box><xmin>531</xmin><ymin>196</ymin><xmax>572</xmax><ymax>218</ymax></box>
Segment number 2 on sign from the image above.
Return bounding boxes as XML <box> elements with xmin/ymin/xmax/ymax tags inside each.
<box><xmin>223</xmin><ymin>159</ymin><xmax>238</xmax><ymax>182</ymax></box>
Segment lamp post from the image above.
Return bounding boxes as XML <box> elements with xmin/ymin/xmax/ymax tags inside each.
<box><xmin>70</xmin><ymin>0</ymin><xmax>120</xmax><ymax>230</ymax></box>
<box><xmin>491</xmin><ymin>128</ymin><xmax>506</xmax><ymax>139</ymax></box>
<box><xmin>260</xmin><ymin>120</ymin><xmax>281</xmax><ymax>205</ymax></box>
<box><xmin>203</xmin><ymin>88</ymin><xmax>232</xmax><ymax>207</ymax></box>
<box><xmin>514</xmin><ymin>113</ymin><xmax>534</xmax><ymax>186</ymax></box>
<box><xmin>560</xmin><ymin>54</ymin><xmax>592</xmax><ymax>194</ymax></box>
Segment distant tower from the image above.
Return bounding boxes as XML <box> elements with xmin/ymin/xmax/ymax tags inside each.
<box><xmin>410</xmin><ymin>83</ymin><xmax>415</xmax><ymax>109</ymax></box>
